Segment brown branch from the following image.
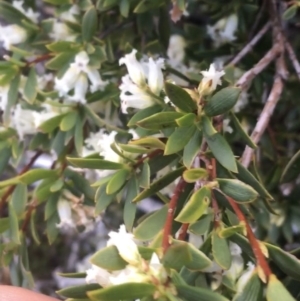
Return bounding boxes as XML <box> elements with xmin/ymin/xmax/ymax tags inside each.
<box><xmin>285</xmin><ymin>40</ymin><xmax>300</xmax><ymax>80</ymax></box>
<box><xmin>226</xmin><ymin>196</ymin><xmax>272</xmax><ymax>280</ymax></box>
<box><xmin>241</xmin><ymin>75</ymin><xmax>284</xmax><ymax>167</ymax></box>
<box><xmin>178</xmin><ymin>223</ymin><xmax>189</xmax><ymax>241</ymax></box>
<box><xmin>248</xmin><ymin>0</ymin><xmax>267</xmax><ymax>39</ymax></box>
<box><xmin>235</xmin><ymin>44</ymin><xmax>281</xmax><ymax>90</ymax></box>
<box><xmin>0</xmin><ymin>150</ymin><xmax>43</xmax><ymax>214</ymax></box>
<box><xmin>26</xmin><ymin>53</ymin><xmax>52</xmax><ymax>67</ymax></box>
<box><xmin>162</xmin><ymin>178</ymin><xmax>187</xmax><ymax>253</ymax></box>
<box><xmin>133</xmin><ymin>149</ymin><xmax>163</xmax><ymax>168</ymax></box>
<box><xmin>229</xmin><ymin>22</ymin><xmax>272</xmax><ymax>66</ymax></box>
<box><xmin>21</xmin><ymin>200</ymin><xmax>37</xmax><ymax>232</ymax></box>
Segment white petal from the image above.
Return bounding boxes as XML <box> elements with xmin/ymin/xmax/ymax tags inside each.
<box><xmin>0</xmin><ymin>25</ymin><xmax>27</xmax><ymax>50</ymax></box>
<box><xmin>147</xmin><ymin>58</ymin><xmax>165</xmax><ymax>95</ymax></box>
<box><xmin>68</xmin><ymin>73</ymin><xmax>88</xmax><ymax>104</ymax></box>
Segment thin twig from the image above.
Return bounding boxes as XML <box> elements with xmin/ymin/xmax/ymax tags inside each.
<box><xmin>26</xmin><ymin>54</ymin><xmax>52</xmax><ymax>66</ymax></box>
<box><xmin>241</xmin><ymin>75</ymin><xmax>284</xmax><ymax>167</ymax></box>
<box><xmin>178</xmin><ymin>223</ymin><xmax>189</xmax><ymax>241</ymax></box>
<box><xmin>229</xmin><ymin>22</ymin><xmax>272</xmax><ymax>66</ymax></box>
<box><xmin>133</xmin><ymin>149</ymin><xmax>163</xmax><ymax>168</ymax></box>
<box><xmin>285</xmin><ymin>40</ymin><xmax>300</xmax><ymax>80</ymax></box>
<box><xmin>0</xmin><ymin>150</ymin><xmax>43</xmax><ymax>214</ymax></box>
<box><xmin>162</xmin><ymin>178</ymin><xmax>187</xmax><ymax>253</ymax></box>
<box><xmin>226</xmin><ymin>196</ymin><xmax>272</xmax><ymax>280</ymax></box>
<box><xmin>235</xmin><ymin>44</ymin><xmax>281</xmax><ymax>90</ymax></box>
<box><xmin>21</xmin><ymin>200</ymin><xmax>37</xmax><ymax>232</ymax></box>
<box><xmin>248</xmin><ymin>0</ymin><xmax>267</xmax><ymax>39</ymax></box>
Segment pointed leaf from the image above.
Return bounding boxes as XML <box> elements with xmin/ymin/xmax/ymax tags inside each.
<box><xmin>106</xmin><ymin>169</ymin><xmax>130</xmax><ymax>194</ymax></box>
<box><xmin>266</xmin><ymin>274</ymin><xmax>296</xmax><ymax>301</ymax></box>
<box><xmin>212</xmin><ymin>230</ymin><xmax>231</xmax><ymax>269</ymax></box>
<box><xmin>183</xmin><ymin>129</ymin><xmax>202</xmax><ymax>168</ymax></box>
<box><xmin>68</xmin><ymin>157</ymin><xmax>126</xmax><ymax>170</ymax></box>
<box><xmin>183</xmin><ymin>168</ymin><xmax>208</xmax><ymax>183</ymax></box>
<box><xmin>82</xmin><ymin>7</ymin><xmax>98</xmax><ymax>42</ymax></box>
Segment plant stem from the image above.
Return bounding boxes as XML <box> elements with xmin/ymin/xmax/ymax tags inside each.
<box><xmin>162</xmin><ymin>178</ymin><xmax>186</xmax><ymax>253</ymax></box>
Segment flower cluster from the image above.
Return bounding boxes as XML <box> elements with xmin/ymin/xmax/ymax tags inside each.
<box><xmin>86</xmin><ymin>225</ymin><xmax>170</xmax><ymax>298</ymax></box>
<box><xmin>54</xmin><ymin>51</ymin><xmax>107</xmax><ymax>103</ymax></box>
<box><xmin>119</xmin><ymin>49</ymin><xmax>165</xmax><ymax>113</ymax></box>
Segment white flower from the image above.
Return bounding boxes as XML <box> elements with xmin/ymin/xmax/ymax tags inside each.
<box><xmin>109</xmin><ymin>265</ymin><xmax>148</xmax><ymax>285</ymax></box>
<box><xmin>50</xmin><ymin>21</ymin><xmax>76</xmax><ymax>42</ymax></box>
<box><xmin>37</xmin><ymin>74</ymin><xmax>54</xmax><ymax>91</ymax></box>
<box><xmin>10</xmin><ymin>104</ymin><xmax>36</xmax><ymax>140</ymax></box>
<box><xmin>12</xmin><ymin>1</ymin><xmax>39</xmax><ymax>23</ymax></box>
<box><xmin>223</xmin><ymin>243</ymin><xmax>244</xmax><ymax>282</ymax></box>
<box><xmin>56</xmin><ymin>199</ymin><xmax>76</xmax><ymax>229</ymax></box>
<box><xmin>85</xmin><ymin>264</ymin><xmax>113</xmax><ymax>287</ymax></box>
<box><xmin>119</xmin><ymin>49</ymin><xmax>146</xmax><ymax>86</ymax></box>
<box><xmin>55</xmin><ymin>65</ymin><xmax>81</xmax><ymax>96</ymax></box>
<box><xmin>223</xmin><ymin>118</ymin><xmax>233</xmax><ymax>134</ymax></box>
<box><xmin>148</xmin><ymin>253</ymin><xmax>168</xmax><ymax>283</ymax></box>
<box><xmin>0</xmin><ymin>25</ymin><xmax>27</xmax><ymax>50</ymax></box>
<box><xmin>147</xmin><ymin>58</ymin><xmax>165</xmax><ymax>95</ymax></box>
<box><xmin>85</xmin><ymin>67</ymin><xmax>108</xmax><ymax>93</ymax></box>
<box><xmin>83</xmin><ymin>131</ymin><xmax>105</xmax><ymax>156</ymax></box>
<box><xmin>207</xmin><ymin>14</ymin><xmax>238</xmax><ymax>48</ymax></box>
<box><xmin>198</xmin><ymin>63</ymin><xmax>225</xmax><ymax>95</ymax></box>
<box><xmin>236</xmin><ymin>262</ymin><xmax>255</xmax><ymax>293</ymax></box>
<box><xmin>234</xmin><ymin>91</ymin><xmax>248</xmax><ymax>113</ymax></box>
<box><xmin>60</xmin><ymin>5</ymin><xmax>80</xmax><ymax>23</ymax></box>
<box><xmin>68</xmin><ymin>73</ymin><xmax>88</xmax><ymax>104</ymax></box>
<box><xmin>107</xmin><ymin>225</ymin><xmax>142</xmax><ymax>266</ymax></box>
<box><xmin>167</xmin><ymin>35</ymin><xmax>186</xmax><ymax>64</ymax></box>
<box><xmin>120</xmin><ymin>91</ymin><xmax>155</xmax><ymax>114</ymax></box>
<box><xmin>0</xmin><ymin>85</ymin><xmax>9</xmax><ymax>111</ymax></box>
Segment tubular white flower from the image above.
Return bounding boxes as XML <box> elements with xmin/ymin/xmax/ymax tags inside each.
<box><xmin>10</xmin><ymin>104</ymin><xmax>36</xmax><ymax>140</ymax></box>
<box><xmin>223</xmin><ymin>119</ymin><xmax>233</xmax><ymax>134</ymax></box>
<box><xmin>60</xmin><ymin>5</ymin><xmax>80</xmax><ymax>22</ymax></box>
<box><xmin>0</xmin><ymin>85</ymin><xmax>9</xmax><ymax>111</ymax></box>
<box><xmin>68</xmin><ymin>73</ymin><xmax>88</xmax><ymax>104</ymax></box>
<box><xmin>198</xmin><ymin>63</ymin><xmax>225</xmax><ymax>95</ymax></box>
<box><xmin>12</xmin><ymin>0</ymin><xmax>39</xmax><ymax>23</ymax></box>
<box><xmin>0</xmin><ymin>25</ymin><xmax>27</xmax><ymax>50</ymax></box>
<box><xmin>55</xmin><ymin>65</ymin><xmax>81</xmax><ymax>96</ymax></box>
<box><xmin>119</xmin><ymin>49</ymin><xmax>146</xmax><ymax>86</ymax></box>
<box><xmin>85</xmin><ymin>67</ymin><xmax>108</xmax><ymax>92</ymax></box>
<box><xmin>56</xmin><ymin>199</ymin><xmax>76</xmax><ymax>229</ymax></box>
<box><xmin>50</xmin><ymin>22</ymin><xmax>76</xmax><ymax>42</ymax></box>
<box><xmin>84</xmin><ymin>130</ymin><xmax>105</xmax><ymax>155</ymax></box>
<box><xmin>167</xmin><ymin>35</ymin><xmax>186</xmax><ymax>64</ymax></box>
<box><xmin>109</xmin><ymin>266</ymin><xmax>148</xmax><ymax>285</ymax></box>
<box><xmin>148</xmin><ymin>253</ymin><xmax>168</xmax><ymax>283</ymax></box>
<box><xmin>147</xmin><ymin>58</ymin><xmax>165</xmax><ymax>95</ymax></box>
<box><xmin>120</xmin><ymin>91</ymin><xmax>155</xmax><ymax>114</ymax></box>
<box><xmin>223</xmin><ymin>243</ymin><xmax>244</xmax><ymax>282</ymax></box>
<box><xmin>107</xmin><ymin>225</ymin><xmax>142</xmax><ymax>266</ymax></box>
<box><xmin>85</xmin><ymin>264</ymin><xmax>113</xmax><ymax>287</ymax></box>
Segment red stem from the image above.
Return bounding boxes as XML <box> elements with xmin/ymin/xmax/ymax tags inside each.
<box><xmin>0</xmin><ymin>150</ymin><xmax>43</xmax><ymax>214</ymax></box>
<box><xmin>133</xmin><ymin>149</ymin><xmax>163</xmax><ymax>168</ymax></box>
<box><xmin>162</xmin><ymin>178</ymin><xmax>187</xmax><ymax>253</ymax></box>
<box><xmin>226</xmin><ymin>196</ymin><xmax>272</xmax><ymax>279</ymax></box>
<box><xmin>178</xmin><ymin>223</ymin><xmax>189</xmax><ymax>241</ymax></box>
<box><xmin>26</xmin><ymin>54</ymin><xmax>52</xmax><ymax>66</ymax></box>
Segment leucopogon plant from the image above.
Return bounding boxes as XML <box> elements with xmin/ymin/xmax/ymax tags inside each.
<box><xmin>1</xmin><ymin>0</ymin><xmax>300</xmax><ymax>300</ymax></box>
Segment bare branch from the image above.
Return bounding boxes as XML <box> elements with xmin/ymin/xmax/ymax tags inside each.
<box><xmin>285</xmin><ymin>40</ymin><xmax>300</xmax><ymax>80</ymax></box>
<box><xmin>229</xmin><ymin>21</ymin><xmax>272</xmax><ymax>66</ymax></box>
<box><xmin>235</xmin><ymin>44</ymin><xmax>281</xmax><ymax>90</ymax></box>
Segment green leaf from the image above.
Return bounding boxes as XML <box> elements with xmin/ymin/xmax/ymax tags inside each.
<box><xmin>163</xmin><ymin>242</ymin><xmax>192</xmax><ymax>270</ymax></box>
<box><xmin>46</xmin><ymin>41</ymin><xmax>80</xmax><ymax>52</ymax></box>
<box><xmin>183</xmin><ymin>168</ymin><xmax>208</xmax><ymax>183</ymax></box>
<box><xmin>217</xmin><ymin>178</ymin><xmax>259</xmax><ymax>203</ymax></box>
<box><xmin>68</xmin><ymin>157</ymin><xmax>126</xmax><ymax>170</ymax></box>
<box><xmin>60</xmin><ymin>111</ymin><xmax>78</xmax><ymax>131</ymax></box>
<box><xmin>130</xmin><ymin>137</ymin><xmax>165</xmax><ymax>150</ymax></box>
<box><xmin>139</xmin><ymin>162</ymin><xmax>150</xmax><ymax>188</ymax></box>
<box><xmin>176</xmin><ymin>113</ymin><xmax>196</xmax><ymax>127</ymax></box>
<box><xmin>282</xmin><ymin>5</ymin><xmax>297</xmax><ymax>20</ymax></box>
<box><xmin>233</xmin><ymin>272</ymin><xmax>263</xmax><ymax>301</ymax></box>
<box><xmin>281</xmin><ymin>149</ymin><xmax>300</xmax><ymax>183</ymax></box>
<box><xmin>119</xmin><ymin>0</ymin><xmax>130</xmax><ymax>17</ymax></box>
<box><xmin>46</xmin><ymin>52</ymin><xmax>76</xmax><ymax>70</ymax></box>
<box><xmin>23</xmin><ymin>68</ymin><xmax>37</xmax><ymax>104</ymax></box>
<box><xmin>46</xmin><ymin>212</ymin><xmax>59</xmax><ymax>244</ymax></box>
<box><xmin>158</xmin><ymin>5</ymin><xmax>171</xmax><ymax>50</ymax></box>
<box><xmin>219</xmin><ymin>224</ymin><xmax>245</xmax><ymax>238</ymax></box>
<box><xmin>88</xmin><ymin>283</ymin><xmax>156</xmax><ymax>301</ymax></box>
<box><xmin>57</xmin><ymin>284</ymin><xmax>101</xmax><ymax>298</ymax></box>
<box><xmin>175</xmin><ymin>186</ymin><xmax>211</xmax><ymax>223</ymax></box>
<box><xmin>183</xmin><ymin>129</ymin><xmax>202</xmax><ymax>168</ymax></box>
<box><xmin>74</xmin><ymin>114</ymin><xmax>84</xmax><ymax>156</ymax></box>
<box><xmin>266</xmin><ymin>274</ymin><xmax>296</xmax><ymax>301</ymax></box>
<box><xmin>185</xmin><ymin>242</ymin><xmax>212</xmax><ymax>271</ymax></box>
<box><xmin>38</xmin><ymin>114</ymin><xmax>67</xmax><ymax>133</ymax></box>
<box><xmin>90</xmin><ymin>245</ymin><xmax>127</xmax><ymax>271</ymax></box>
<box><xmin>176</xmin><ymin>284</ymin><xmax>230</xmax><ymax>301</ymax></box>
<box><xmin>30</xmin><ymin>210</ymin><xmax>41</xmax><ymax>245</ymax></box>
<box><xmin>95</xmin><ymin>185</ymin><xmax>115</xmax><ymax>215</ymax></box>
<box><xmin>106</xmin><ymin>169</ymin><xmax>130</xmax><ymax>194</ymax></box>
<box><xmin>0</xmin><ymin>169</ymin><xmax>57</xmax><ymax>187</ymax></box>
<box><xmin>134</xmin><ymin>0</ymin><xmax>162</xmax><ymax>13</ymax></box>
<box><xmin>266</xmin><ymin>243</ymin><xmax>300</xmax><ymax>281</ymax></box>
<box><xmin>164</xmin><ymin>125</ymin><xmax>196</xmax><ymax>155</ymax></box>
<box><xmin>189</xmin><ymin>214</ymin><xmax>213</xmax><ymax>235</ymax></box>
<box><xmin>134</xmin><ymin>205</ymin><xmax>168</xmax><ymax>240</ymax></box>
<box><xmin>8</xmin><ymin>203</ymin><xmax>20</xmax><ymax>245</ymax></box>
<box><xmin>132</xmin><ymin>167</ymin><xmax>185</xmax><ymax>202</ymax></box>
<box><xmin>57</xmin><ymin>272</ymin><xmax>87</xmax><ymax>278</ymax></box>
<box><xmin>82</xmin><ymin>6</ymin><xmax>98</xmax><ymax>42</ymax></box>
<box><xmin>124</xmin><ymin>176</ymin><xmax>138</xmax><ymax>231</ymax></box>
<box><xmin>127</xmin><ymin>105</ymin><xmax>162</xmax><ymax>127</ymax></box>
<box><xmin>137</xmin><ymin>111</ymin><xmax>185</xmax><ymax>130</ymax></box>
<box><xmin>0</xmin><ymin>218</ymin><xmax>9</xmax><ymax>234</ymax></box>
<box><xmin>11</xmin><ymin>184</ymin><xmax>27</xmax><ymax>217</ymax></box>
<box><xmin>230</xmin><ymin>112</ymin><xmax>256</xmax><ymax>149</ymax></box>
<box><xmin>202</xmin><ymin>116</ymin><xmax>237</xmax><ymax>173</ymax></box>
<box><xmin>204</xmin><ymin>87</ymin><xmax>241</xmax><ymax>117</ymax></box>
<box><xmin>212</xmin><ymin>230</ymin><xmax>231</xmax><ymax>269</ymax></box>
<box><xmin>165</xmin><ymin>82</ymin><xmax>197</xmax><ymax>113</ymax></box>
